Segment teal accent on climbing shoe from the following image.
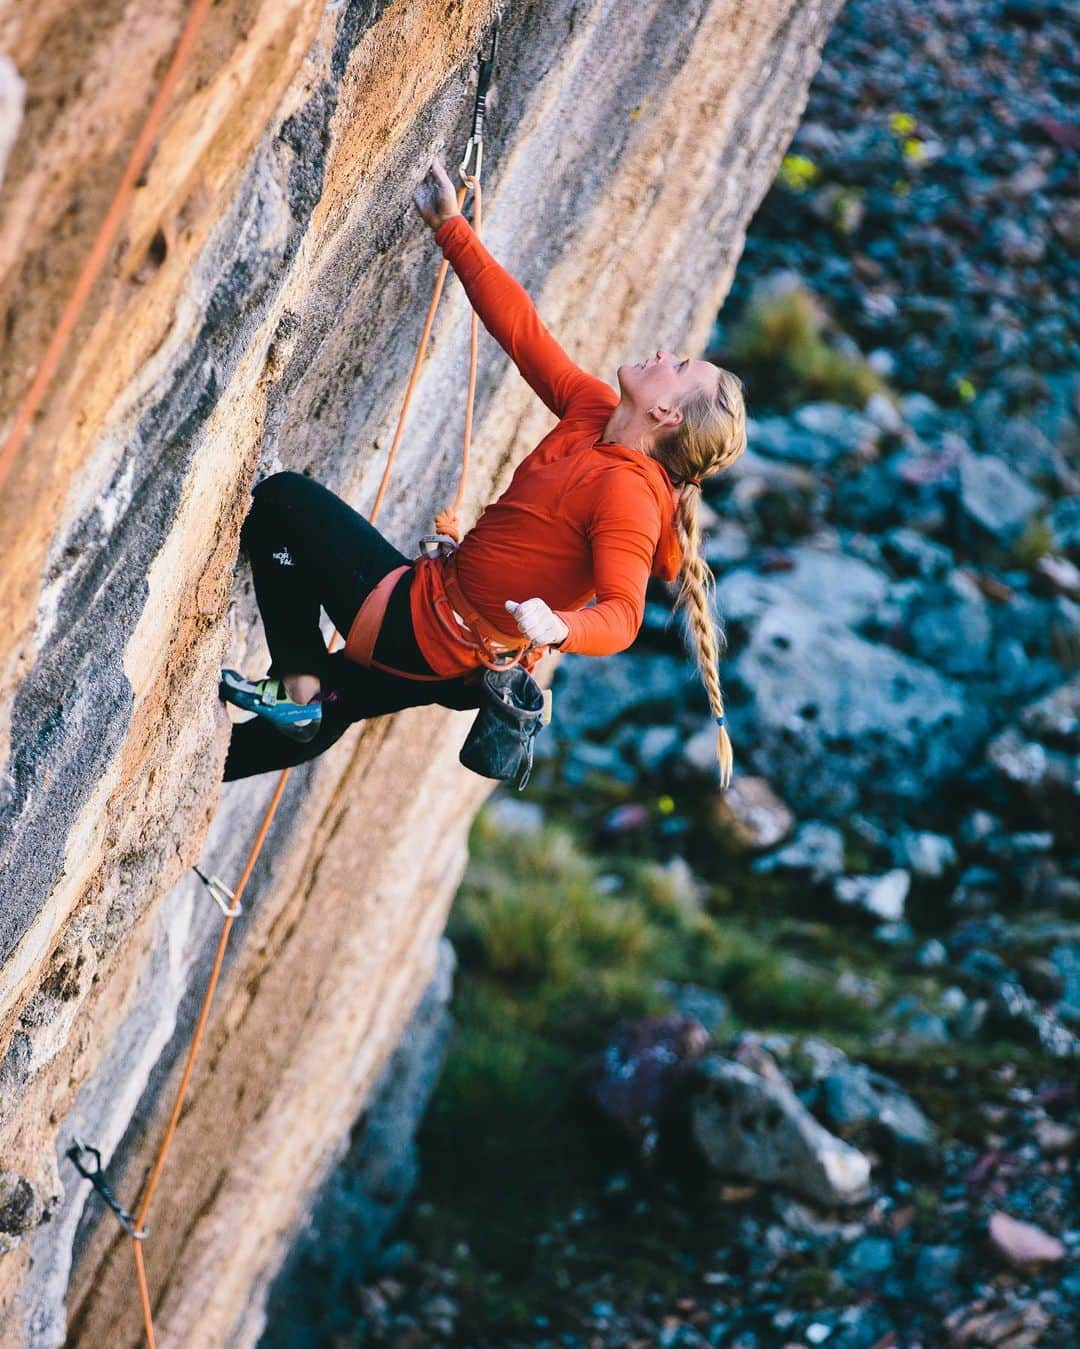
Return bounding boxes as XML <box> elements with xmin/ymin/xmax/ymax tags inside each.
<box><xmin>219</xmin><ymin>669</ymin><xmax>323</xmax><ymax>743</ymax></box>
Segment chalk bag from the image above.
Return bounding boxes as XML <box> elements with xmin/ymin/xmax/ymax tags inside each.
<box><xmin>459</xmin><ymin>665</ymin><xmax>545</xmax><ymax>790</ymax></box>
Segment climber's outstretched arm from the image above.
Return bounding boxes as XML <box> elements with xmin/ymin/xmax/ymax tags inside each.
<box><xmin>413</xmin><ymin>159</ymin><xmax>612</xmax><ymax>420</ymax></box>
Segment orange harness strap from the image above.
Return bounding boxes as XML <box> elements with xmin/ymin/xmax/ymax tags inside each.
<box><xmin>343</xmin><ymin>564</ymin><xmax>410</xmax><ymax>668</ymax></box>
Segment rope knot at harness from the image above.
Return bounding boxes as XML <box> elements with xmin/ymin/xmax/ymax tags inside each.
<box><xmin>433</xmin><ymin>506</ymin><xmax>463</xmax><ymax>542</ymax></box>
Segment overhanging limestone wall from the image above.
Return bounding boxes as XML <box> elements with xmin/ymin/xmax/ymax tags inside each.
<box><xmin>0</xmin><ymin>0</ymin><xmax>844</xmax><ymax>1343</ymax></box>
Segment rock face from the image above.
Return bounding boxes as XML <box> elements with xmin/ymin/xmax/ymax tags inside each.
<box><xmin>0</xmin><ymin>1</ymin><xmax>842</xmax><ymax>1343</ymax></box>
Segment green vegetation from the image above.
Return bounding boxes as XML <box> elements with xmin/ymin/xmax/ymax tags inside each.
<box><xmin>416</xmin><ymin>815</ymin><xmax>884</xmax><ymax>1265</ymax></box>
<box><xmin>398</xmin><ymin>805</ymin><xmax>1061</xmax><ymax>1333</ymax></box>
<box><xmin>714</xmin><ymin>279</ymin><xmax>890</xmax><ymax>411</ymax></box>
<box><xmin>1011</xmin><ymin>515</ymin><xmax>1053</xmax><ymax>567</ymax></box>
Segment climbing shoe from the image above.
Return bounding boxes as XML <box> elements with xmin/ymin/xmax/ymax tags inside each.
<box><xmin>218</xmin><ymin>669</ymin><xmax>323</xmax><ymax>743</ymax></box>
<box><xmin>459</xmin><ymin>665</ymin><xmax>546</xmax><ymax>790</ymax></box>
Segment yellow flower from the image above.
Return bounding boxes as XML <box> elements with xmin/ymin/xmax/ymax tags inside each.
<box><xmin>889</xmin><ymin>112</ymin><xmax>917</xmax><ymax>136</ymax></box>
<box><xmin>902</xmin><ymin>137</ymin><xmax>926</xmax><ymax>163</ymax></box>
<box><xmin>779</xmin><ymin>153</ymin><xmax>819</xmax><ymax>192</ymax></box>
<box><xmin>955</xmin><ymin>377</ymin><xmax>976</xmax><ymax>402</ymax></box>
<box><xmin>657</xmin><ymin>795</ymin><xmax>676</xmax><ymax>816</ymax></box>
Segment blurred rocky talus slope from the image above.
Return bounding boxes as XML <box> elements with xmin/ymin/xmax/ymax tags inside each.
<box><xmin>0</xmin><ymin>0</ymin><xmax>843</xmax><ymax>1343</ymax></box>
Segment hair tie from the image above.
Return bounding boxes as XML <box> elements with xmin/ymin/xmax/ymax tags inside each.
<box><xmin>684</xmin><ymin>477</ymin><xmax>701</xmax><ymax>489</ymax></box>
<box><xmin>715</xmin><ymin>714</ymin><xmax>725</xmax><ymax>728</ymax></box>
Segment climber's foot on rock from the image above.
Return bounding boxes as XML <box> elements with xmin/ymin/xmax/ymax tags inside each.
<box><xmin>218</xmin><ymin>669</ymin><xmax>323</xmax><ymax>743</ymax></box>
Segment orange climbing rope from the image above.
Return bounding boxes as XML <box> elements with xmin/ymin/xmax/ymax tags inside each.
<box><xmin>0</xmin><ymin>0</ymin><xmax>213</xmax><ymax>500</ymax></box>
<box><xmin>372</xmin><ymin>160</ymin><xmax>484</xmax><ymax>540</ymax></box>
<box><xmin>126</xmin><ymin>92</ymin><xmax>494</xmax><ymax>1349</ymax></box>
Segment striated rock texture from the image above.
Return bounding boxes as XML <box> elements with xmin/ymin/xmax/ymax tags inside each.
<box><xmin>0</xmin><ymin>0</ymin><xmax>843</xmax><ymax>1343</ymax></box>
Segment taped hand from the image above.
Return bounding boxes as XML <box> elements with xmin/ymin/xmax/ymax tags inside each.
<box><xmin>505</xmin><ymin>598</ymin><xmax>569</xmax><ymax>648</ymax></box>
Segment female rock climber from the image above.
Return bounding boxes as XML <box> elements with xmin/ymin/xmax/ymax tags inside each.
<box><xmin>219</xmin><ymin>157</ymin><xmax>747</xmax><ymax>786</ymax></box>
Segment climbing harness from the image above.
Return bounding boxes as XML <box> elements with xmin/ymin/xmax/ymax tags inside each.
<box><xmin>44</xmin><ymin>20</ymin><xmax>540</xmax><ymax>1348</ymax></box>
<box><xmin>66</xmin><ymin>1140</ymin><xmax>149</xmax><ymax>1241</ymax></box>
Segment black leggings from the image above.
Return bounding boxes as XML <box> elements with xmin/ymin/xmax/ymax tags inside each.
<box><xmin>222</xmin><ymin>472</ymin><xmax>480</xmax><ymax>781</ymax></box>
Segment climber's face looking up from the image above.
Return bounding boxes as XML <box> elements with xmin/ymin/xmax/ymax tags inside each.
<box><xmin>617</xmin><ymin>349</ymin><xmax>719</xmax><ymax>429</ymax></box>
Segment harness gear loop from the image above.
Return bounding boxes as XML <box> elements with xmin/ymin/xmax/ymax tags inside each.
<box><xmin>193</xmin><ymin>865</ymin><xmax>242</xmax><ymax>918</ymax></box>
<box><xmin>66</xmin><ymin>1139</ymin><xmax>149</xmax><ymax>1241</ymax></box>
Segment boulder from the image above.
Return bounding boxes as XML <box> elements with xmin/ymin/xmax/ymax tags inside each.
<box><xmin>690</xmin><ymin>1057</ymin><xmax>872</xmax><ymax>1207</ymax></box>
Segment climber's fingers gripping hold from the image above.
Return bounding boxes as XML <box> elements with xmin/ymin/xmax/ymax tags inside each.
<box><xmin>505</xmin><ymin>598</ymin><xmax>569</xmax><ymax>649</ymax></box>
<box><xmin>413</xmin><ymin>158</ymin><xmax>461</xmax><ymax>231</ymax></box>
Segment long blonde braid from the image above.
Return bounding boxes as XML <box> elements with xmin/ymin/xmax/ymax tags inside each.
<box><xmin>656</xmin><ymin>367</ymin><xmax>747</xmax><ymax>788</ymax></box>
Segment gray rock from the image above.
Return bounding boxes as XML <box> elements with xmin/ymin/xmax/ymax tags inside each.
<box><xmin>993</xmin><ymin>417</ymin><xmax>1076</xmax><ymax>494</ymax></box>
<box><xmin>988</xmin><ymin>981</ymin><xmax>1080</xmax><ymax>1060</ymax></box>
<box><xmin>940</xmin><ymin>986</ymin><xmax>968</xmax><ymax>1015</ymax></box>
<box><xmin>914</xmin><ymin>1243</ymin><xmax>964</xmax><ymax>1297</ymax></box>
<box><xmin>957</xmin><ymin>447</ymin><xmax>1045</xmax><ymax>545</ymax></box>
<box><xmin>1048</xmin><ymin>495</ymin><xmax>1080</xmax><ymax>558</ymax></box>
<box><xmin>906</xmin><ymin>569</ymin><xmax>993</xmax><ymax>678</ymax></box>
<box><xmin>788</xmin><ymin>1036</ymin><xmax>850</xmax><ymax>1082</ymax></box>
<box><xmin>916</xmin><ymin>939</ymin><xmax>949</xmax><ymax>969</ymax></box>
<box><xmin>1019</xmin><ymin>674</ymin><xmax>1080</xmax><ymax>747</ymax></box>
<box><xmin>884</xmin><ymin>998</ymin><xmax>950</xmax><ymax>1044</ymax></box>
<box><xmin>635</xmin><ymin>725</ymin><xmax>682</xmax><ymax>773</ymax></box>
<box><xmin>760</xmin><ymin>543</ymin><xmax>892</xmax><ymax>630</ymax></box>
<box><xmin>750</xmin><ymin>820</ymin><xmax>846</xmax><ymax>882</ymax></box>
<box><xmin>702</xmin><ymin>520</ymin><xmax>754</xmax><ymax>570</ymax></box>
<box><xmin>564</xmin><ymin>740</ymin><xmax>638</xmax><ymax>785</ymax></box>
<box><xmin>863</xmin><ymin>392</ymin><xmax>904</xmax><ymax>435</ymax></box>
<box><xmin>793</xmin><ymin>401</ymin><xmax>881</xmax><ymax>457</ymax></box>
<box><xmin>683</xmin><ymin>722</ymin><xmax>724</xmax><ymax>774</ymax></box>
<box><xmin>749</xmin><ymin>414</ymin><xmax>840</xmax><ymax>465</ymax></box>
<box><xmin>900</xmin><ymin>831</ymin><xmax>957</xmax><ymax>878</ymax></box>
<box><xmin>0</xmin><ymin>1172</ymin><xmax>44</xmax><ymax>1238</ymax></box>
<box><xmin>872</xmin><ymin>919</ymin><xmax>917</xmax><ymax>946</ymax></box>
<box><xmin>690</xmin><ymin>1058</ymin><xmax>872</xmax><ymax>1207</ymax></box>
<box><xmin>833</xmin><ymin>869</ymin><xmax>910</xmax><ymax>923</ymax></box>
<box><xmin>808</xmin><ymin>1060</ymin><xmax>939</xmax><ymax>1172</ymax></box>
<box><xmin>896</xmin><ymin>392</ymin><xmax>944</xmax><ymax>435</ymax></box>
<box><xmin>842</xmin><ymin>1234</ymin><xmax>895</xmax><ymax>1278</ymax></box>
<box><xmin>716</xmin><ymin>571</ymin><xmax>983</xmax><ymax>816</ymax></box>
<box><xmin>986</xmin><ymin>677</ymin><xmax>1080</xmax><ymax>832</ymax></box>
<box><xmin>880</xmin><ymin>527</ymin><xmax>955</xmax><ymax>580</ymax></box>
<box><xmin>952</xmin><ymin>997</ymin><xmax>989</xmax><ymax>1040</ymax></box>
<box><xmin>834</xmin><ymin>970</ymin><xmax>884</xmax><ymax>1009</ymax></box>
<box><xmin>551</xmin><ymin>652</ymin><xmax>697</xmax><ymax>738</ymax></box>
<box><xmin>1049</xmin><ymin>943</ymin><xmax>1080</xmax><ymax>1023</ymax></box>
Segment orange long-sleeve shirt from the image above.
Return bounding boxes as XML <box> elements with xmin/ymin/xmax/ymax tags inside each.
<box><xmin>408</xmin><ymin>213</ymin><xmax>682</xmax><ymax>677</ymax></box>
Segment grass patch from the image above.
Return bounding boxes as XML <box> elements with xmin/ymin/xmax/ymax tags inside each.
<box><xmin>714</xmin><ymin>279</ymin><xmax>889</xmax><ymax>411</ymax></box>
<box><xmin>1010</xmin><ymin>515</ymin><xmax>1053</xmax><ymax>568</ymax></box>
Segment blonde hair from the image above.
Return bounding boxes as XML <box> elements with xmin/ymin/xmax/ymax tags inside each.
<box><xmin>654</xmin><ymin>366</ymin><xmax>747</xmax><ymax>788</ymax></box>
